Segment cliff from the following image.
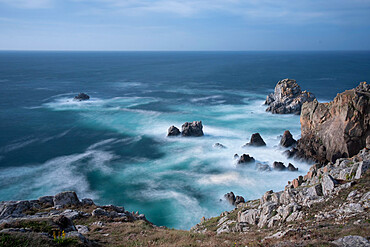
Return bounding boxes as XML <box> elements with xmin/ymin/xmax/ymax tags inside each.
<box><xmin>296</xmin><ymin>82</ymin><xmax>370</xmax><ymax>163</ymax></box>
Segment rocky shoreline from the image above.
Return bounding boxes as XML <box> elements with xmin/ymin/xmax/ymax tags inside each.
<box><xmin>1</xmin><ymin>80</ymin><xmax>369</xmax><ymax>246</ymax></box>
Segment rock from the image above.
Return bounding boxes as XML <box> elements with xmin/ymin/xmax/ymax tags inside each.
<box><xmin>273</xmin><ymin>161</ymin><xmax>286</xmax><ymax>171</ymax></box>
<box><xmin>81</xmin><ymin>198</ymin><xmax>94</xmax><ymax>206</ymax></box>
<box><xmin>65</xmin><ymin>231</ymin><xmax>89</xmax><ymax>243</ymax></box>
<box><xmin>38</xmin><ymin>196</ymin><xmax>54</xmax><ymax>207</ymax></box>
<box><xmin>76</xmin><ymin>225</ymin><xmax>89</xmax><ymax>234</ymax></box>
<box><xmin>257</xmin><ymin>163</ymin><xmax>271</xmax><ymax>172</ymax></box>
<box><xmin>366</xmin><ymin>136</ymin><xmax>370</xmax><ymax>149</ymax></box>
<box><xmin>265</xmin><ymin>78</ymin><xmax>316</xmax><ymax>114</ymax></box>
<box><xmin>0</xmin><ymin>200</ymin><xmax>40</xmax><ymax>219</ymax></box>
<box><xmin>74</xmin><ymin>93</ymin><xmax>90</xmax><ymax>101</ymax></box>
<box><xmin>53</xmin><ymin>191</ymin><xmax>80</xmax><ymax>207</ymax></box>
<box><xmin>280</xmin><ymin>130</ymin><xmax>296</xmax><ymax>147</ymax></box>
<box><xmin>237</xmin><ymin>154</ymin><xmax>255</xmax><ymax>164</ymax></box>
<box><xmin>61</xmin><ymin>209</ymin><xmax>81</xmax><ymax>220</ymax></box>
<box><xmin>297</xmin><ymin>82</ymin><xmax>370</xmax><ymax>163</ymax></box>
<box><xmin>238</xmin><ymin>209</ymin><xmax>259</xmax><ymax>225</ymax></box>
<box><xmin>355</xmin><ymin>161</ymin><xmax>370</xmax><ymax>179</ymax></box>
<box><xmin>224</xmin><ymin>192</ymin><xmax>236</xmax><ymax>205</ymax></box>
<box><xmin>245</xmin><ymin>133</ymin><xmax>266</xmax><ymax>147</ymax></box>
<box><xmin>92</xmin><ymin>208</ymin><xmax>109</xmax><ymax>217</ymax></box>
<box><xmin>213</xmin><ymin>143</ymin><xmax>226</xmax><ymax>149</ymax></box>
<box><xmin>332</xmin><ymin>235</ymin><xmax>370</xmax><ymax>247</ymax></box>
<box><xmin>287</xmin><ymin>163</ymin><xmax>298</xmax><ymax>171</ymax></box>
<box><xmin>235</xmin><ymin>196</ymin><xmax>245</xmax><ymax>205</ymax></box>
<box><xmin>53</xmin><ymin>215</ymin><xmax>76</xmax><ymax>232</ymax></box>
<box><xmin>233</xmin><ymin>154</ymin><xmax>239</xmax><ymax>159</ymax></box>
<box><xmin>322</xmin><ymin>175</ymin><xmax>338</xmax><ymax>196</ymax></box>
<box><xmin>181</xmin><ymin>121</ymin><xmax>204</xmax><ymax>137</ymax></box>
<box><xmin>308</xmin><ymin>184</ymin><xmax>323</xmax><ymax>197</ymax></box>
<box><xmin>167</xmin><ymin>126</ymin><xmax>181</xmax><ymax>136</ymax></box>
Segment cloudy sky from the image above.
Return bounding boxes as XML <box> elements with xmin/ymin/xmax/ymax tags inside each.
<box><xmin>0</xmin><ymin>0</ymin><xmax>369</xmax><ymax>50</ymax></box>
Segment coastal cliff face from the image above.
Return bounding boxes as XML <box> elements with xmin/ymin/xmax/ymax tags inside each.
<box><xmin>297</xmin><ymin>82</ymin><xmax>370</xmax><ymax>163</ymax></box>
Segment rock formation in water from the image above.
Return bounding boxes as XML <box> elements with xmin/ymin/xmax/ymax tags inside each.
<box><xmin>167</xmin><ymin>125</ymin><xmax>181</xmax><ymax>136</ymax></box>
<box><xmin>280</xmin><ymin>130</ymin><xmax>296</xmax><ymax>148</ymax></box>
<box><xmin>265</xmin><ymin>79</ymin><xmax>316</xmax><ymax>114</ymax></box>
<box><xmin>237</xmin><ymin>154</ymin><xmax>255</xmax><ymax>164</ymax></box>
<box><xmin>74</xmin><ymin>93</ymin><xmax>90</xmax><ymax>101</ymax></box>
<box><xmin>295</xmin><ymin>82</ymin><xmax>370</xmax><ymax>163</ymax></box>
<box><xmin>244</xmin><ymin>133</ymin><xmax>266</xmax><ymax>147</ymax></box>
<box><xmin>182</xmin><ymin>121</ymin><xmax>204</xmax><ymax>137</ymax></box>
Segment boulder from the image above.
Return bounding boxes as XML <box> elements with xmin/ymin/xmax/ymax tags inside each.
<box><xmin>53</xmin><ymin>191</ymin><xmax>80</xmax><ymax>207</ymax></box>
<box><xmin>287</xmin><ymin>163</ymin><xmax>298</xmax><ymax>171</ymax></box>
<box><xmin>53</xmin><ymin>215</ymin><xmax>76</xmax><ymax>232</ymax></box>
<box><xmin>235</xmin><ymin>196</ymin><xmax>245</xmax><ymax>205</ymax></box>
<box><xmin>297</xmin><ymin>82</ymin><xmax>370</xmax><ymax>163</ymax></box>
<box><xmin>265</xmin><ymin>79</ymin><xmax>316</xmax><ymax>114</ymax></box>
<box><xmin>322</xmin><ymin>175</ymin><xmax>338</xmax><ymax>196</ymax></box>
<box><xmin>245</xmin><ymin>133</ymin><xmax>266</xmax><ymax>147</ymax></box>
<box><xmin>74</xmin><ymin>93</ymin><xmax>90</xmax><ymax>101</ymax></box>
<box><xmin>181</xmin><ymin>121</ymin><xmax>204</xmax><ymax>137</ymax></box>
<box><xmin>332</xmin><ymin>235</ymin><xmax>370</xmax><ymax>247</ymax></box>
<box><xmin>224</xmin><ymin>192</ymin><xmax>236</xmax><ymax>205</ymax></box>
<box><xmin>81</xmin><ymin>198</ymin><xmax>94</xmax><ymax>206</ymax></box>
<box><xmin>273</xmin><ymin>161</ymin><xmax>286</xmax><ymax>171</ymax></box>
<box><xmin>238</xmin><ymin>154</ymin><xmax>255</xmax><ymax>164</ymax></box>
<box><xmin>167</xmin><ymin>126</ymin><xmax>181</xmax><ymax>136</ymax></box>
<box><xmin>280</xmin><ymin>130</ymin><xmax>296</xmax><ymax>147</ymax></box>
<box><xmin>38</xmin><ymin>196</ymin><xmax>54</xmax><ymax>207</ymax></box>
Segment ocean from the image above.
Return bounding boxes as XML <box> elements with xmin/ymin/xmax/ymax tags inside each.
<box><xmin>0</xmin><ymin>51</ymin><xmax>369</xmax><ymax>229</ymax></box>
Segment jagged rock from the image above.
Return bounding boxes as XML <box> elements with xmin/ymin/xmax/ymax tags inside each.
<box><xmin>257</xmin><ymin>163</ymin><xmax>271</xmax><ymax>172</ymax></box>
<box><xmin>297</xmin><ymin>82</ymin><xmax>370</xmax><ymax>162</ymax></box>
<box><xmin>224</xmin><ymin>192</ymin><xmax>236</xmax><ymax>205</ymax></box>
<box><xmin>53</xmin><ymin>191</ymin><xmax>80</xmax><ymax>207</ymax></box>
<box><xmin>92</xmin><ymin>208</ymin><xmax>110</xmax><ymax>217</ymax></box>
<box><xmin>265</xmin><ymin>78</ymin><xmax>316</xmax><ymax>114</ymax></box>
<box><xmin>235</xmin><ymin>196</ymin><xmax>245</xmax><ymax>205</ymax></box>
<box><xmin>322</xmin><ymin>175</ymin><xmax>338</xmax><ymax>196</ymax></box>
<box><xmin>167</xmin><ymin>126</ymin><xmax>181</xmax><ymax>136</ymax></box>
<box><xmin>38</xmin><ymin>196</ymin><xmax>54</xmax><ymax>207</ymax></box>
<box><xmin>273</xmin><ymin>161</ymin><xmax>286</xmax><ymax>171</ymax></box>
<box><xmin>245</xmin><ymin>133</ymin><xmax>266</xmax><ymax>147</ymax></box>
<box><xmin>355</xmin><ymin>161</ymin><xmax>370</xmax><ymax>179</ymax></box>
<box><xmin>74</xmin><ymin>93</ymin><xmax>90</xmax><ymax>101</ymax></box>
<box><xmin>287</xmin><ymin>163</ymin><xmax>298</xmax><ymax>171</ymax></box>
<box><xmin>238</xmin><ymin>209</ymin><xmax>259</xmax><ymax>225</ymax></box>
<box><xmin>0</xmin><ymin>200</ymin><xmax>40</xmax><ymax>219</ymax></box>
<box><xmin>181</xmin><ymin>121</ymin><xmax>204</xmax><ymax>137</ymax></box>
<box><xmin>237</xmin><ymin>154</ymin><xmax>255</xmax><ymax>164</ymax></box>
<box><xmin>332</xmin><ymin>235</ymin><xmax>370</xmax><ymax>247</ymax></box>
<box><xmin>213</xmin><ymin>143</ymin><xmax>226</xmax><ymax>149</ymax></box>
<box><xmin>308</xmin><ymin>184</ymin><xmax>323</xmax><ymax>197</ymax></box>
<box><xmin>101</xmin><ymin>204</ymin><xmax>125</xmax><ymax>213</ymax></box>
<box><xmin>280</xmin><ymin>130</ymin><xmax>296</xmax><ymax>147</ymax></box>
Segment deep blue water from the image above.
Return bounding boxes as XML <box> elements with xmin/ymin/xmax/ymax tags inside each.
<box><xmin>0</xmin><ymin>51</ymin><xmax>369</xmax><ymax>229</ymax></box>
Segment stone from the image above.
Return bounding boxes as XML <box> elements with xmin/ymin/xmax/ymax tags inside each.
<box><xmin>76</xmin><ymin>225</ymin><xmax>89</xmax><ymax>234</ymax></box>
<box><xmin>273</xmin><ymin>161</ymin><xmax>286</xmax><ymax>171</ymax></box>
<box><xmin>74</xmin><ymin>93</ymin><xmax>90</xmax><ymax>101</ymax></box>
<box><xmin>53</xmin><ymin>191</ymin><xmax>80</xmax><ymax>207</ymax></box>
<box><xmin>235</xmin><ymin>196</ymin><xmax>245</xmax><ymax>205</ymax></box>
<box><xmin>287</xmin><ymin>163</ymin><xmax>298</xmax><ymax>171</ymax></box>
<box><xmin>280</xmin><ymin>130</ymin><xmax>296</xmax><ymax>147</ymax></box>
<box><xmin>213</xmin><ymin>143</ymin><xmax>226</xmax><ymax>149</ymax></box>
<box><xmin>245</xmin><ymin>133</ymin><xmax>266</xmax><ymax>147</ymax></box>
<box><xmin>237</xmin><ymin>154</ymin><xmax>255</xmax><ymax>164</ymax></box>
<box><xmin>53</xmin><ymin>215</ymin><xmax>76</xmax><ymax>232</ymax></box>
<box><xmin>322</xmin><ymin>175</ymin><xmax>338</xmax><ymax>196</ymax></box>
<box><xmin>224</xmin><ymin>192</ymin><xmax>236</xmax><ymax>205</ymax></box>
<box><xmin>181</xmin><ymin>121</ymin><xmax>204</xmax><ymax>137</ymax></box>
<box><xmin>307</xmin><ymin>184</ymin><xmax>323</xmax><ymax>197</ymax></box>
<box><xmin>65</xmin><ymin>231</ymin><xmax>88</xmax><ymax>243</ymax></box>
<box><xmin>233</xmin><ymin>154</ymin><xmax>239</xmax><ymax>159</ymax></box>
<box><xmin>238</xmin><ymin>209</ymin><xmax>259</xmax><ymax>225</ymax></box>
<box><xmin>297</xmin><ymin>82</ymin><xmax>369</xmax><ymax>163</ymax></box>
<box><xmin>257</xmin><ymin>163</ymin><xmax>271</xmax><ymax>172</ymax></box>
<box><xmin>366</xmin><ymin>136</ymin><xmax>370</xmax><ymax>149</ymax></box>
<box><xmin>61</xmin><ymin>209</ymin><xmax>81</xmax><ymax>220</ymax></box>
<box><xmin>167</xmin><ymin>126</ymin><xmax>181</xmax><ymax>136</ymax></box>
<box><xmin>332</xmin><ymin>235</ymin><xmax>370</xmax><ymax>247</ymax></box>
<box><xmin>81</xmin><ymin>198</ymin><xmax>94</xmax><ymax>206</ymax></box>
<box><xmin>38</xmin><ymin>196</ymin><xmax>54</xmax><ymax>207</ymax></box>
<box><xmin>265</xmin><ymin>78</ymin><xmax>316</xmax><ymax>114</ymax></box>
<box><xmin>355</xmin><ymin>161</ymin><xmax>370</xmax><ymax>179</ymax></box>
<box><xmin>92</xmin><ymin>208</ymin><xmax>109</xmax><ymax>217</ymax></box>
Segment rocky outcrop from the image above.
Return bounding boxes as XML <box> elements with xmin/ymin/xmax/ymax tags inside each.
<box><xmin>245</xmin><ymin>133</ymin><xmax>266</xmax><ymax>147</ymax></box>
<box><xmin>280</xmin><ymin>130</ymin><xmax>296</xmax><ymax>147</ymax></box>
<box><xmin>265</xmin><ymin>79</ymin><xmax>316</xmax><ymax>114</ymax></box>
<box><xmin>237</xmin><ymin>154</ymin><xmax>255</xmax><ymax>164</ymax></box>
<box><xmin>182</xmin><ymin>121</ymin><xmax>204</xmax><ymax>137</ymax></box>
<box><xmin>213</xmin><ymin>143</ymin><xmax>226</xmax><ymax>149</ymax></box>
<box><xmin>224</xmin><ymin>192</ymin><xmax>245</xmax><ymax>206</ymax></box>
<box><xmin>167</xmin><ymin>126</ymin><xmax>181</xmax><ymax>136</ymax></box>
<box><xmin>297</xmin><ymin>82</ymin><xmax>370</xmax><ymax>163</ymax></box>
<box><xmin>74</xmin><ymin>93</ymin><xmax>90</xmax><ymax>101</ymax></box>
<box><xmin>272</xmin><ymin>161</ymin><xmax>298</xmax><ymax>171</ymax></box>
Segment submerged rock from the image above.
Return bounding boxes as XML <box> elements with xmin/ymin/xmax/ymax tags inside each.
<box><xmin>287</xmin><ymin>163</ymin><xmax>298</xmax><ymax>171</ymax></box>
<box><xmin>273</xmin><ymin>161</ymin><xmax>286</xmax><ymax>171</ymax></box>
<box><xmin>238</xmin><ymin>154</ymin><xmax>255</xmax><ymax>164</ymax></box>
<box><xmin>74</xmin><ymin>93</ymin><xmax>90</xmax><ymax>101</ymax></box>
<box><xmin>167</xmin><ymin>126</ymin><xmax>181</xmax><ymax>136</ymax></box>
<box><xmin>181</xmin><ymin>121</ymin><xmax>204</xmax><ymax>137</ymax></box>
<box><xmin>245</xmin><ymin>133</ymin><xmax>266</xmax><ymax>147</ymax></box>
<box><xmin>257</xmin><ymin>163</ymin><xmax>271</xmax><ymax>172</ymax></box>
<box><xmin>280</xmin><ymin>130</ymin><xmax>296</xmax><ymax>147</ymax></box>
<box><xmin>213</xmin><ymin>143</ymin><xmax>226</xmax><ymax>149</ymax></box>
<box><xmin>265</xmin><ymin>78</ymin><xmax>316</xmax><ymax>114</ymax></box>
<box><xmin>224</xmin><ymin>192</ymin><xmax>236</xmax><ymax>205</ymax></box>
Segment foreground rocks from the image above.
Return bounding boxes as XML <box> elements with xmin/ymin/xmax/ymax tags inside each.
<box><xmin>74</xmin><ymin>93</ymin><xmax>90</xmax><ymax>101</ymax></box>
<box><xmin>265</xmin><ymin>79</ymin><xmax>316</xmax><ymax>114</ymax></box>
<box><xmin>296</xmin><ymin>82</ymin><xmax>370</xmax><ymax>163</ymax></box>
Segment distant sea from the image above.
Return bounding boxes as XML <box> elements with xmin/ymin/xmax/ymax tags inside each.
<box><xmin>1</xmin><ymin>51</ymin><xmax>369</xmax><ymax>229</ymax></box>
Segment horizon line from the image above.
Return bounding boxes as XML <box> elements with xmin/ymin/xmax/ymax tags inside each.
<box><xmin>0</xmin><ymin>49</ymin><xmax>370</xmax><ymax>52</ymax></box>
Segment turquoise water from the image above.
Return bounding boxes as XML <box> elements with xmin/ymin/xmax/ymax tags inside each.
<box><xmin>1</xmin><ymin>51</ymin><xmax>370</xmax><ymax>229</ymax></box>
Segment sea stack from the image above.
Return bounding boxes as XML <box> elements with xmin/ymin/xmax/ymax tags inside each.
<box><xmin>181</xmin><ymin>121</ymin><xmax>204</xmax><ymax>137</ymax></box>
<box><xmin>265</xmin><ymin>78</ymin><xmax>316</xmax><ymax>114</ymax></box>
<box><xmin>74</xmin><ymin>93</ymin><xmax>90</xmax><ymax>101</ymax></box>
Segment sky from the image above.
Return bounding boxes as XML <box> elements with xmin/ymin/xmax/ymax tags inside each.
<box><xmin>0</xmin><ymin>0</ymin><xmax>369</xmax><ymax>51</ymax></box>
